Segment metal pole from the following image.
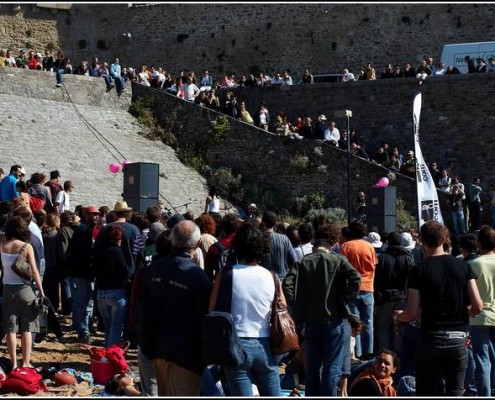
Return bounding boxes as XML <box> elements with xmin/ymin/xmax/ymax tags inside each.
<box><xmin>346</xmin><ymin>115</ymin><xmax>352</xmax><ymax>226</ymax></box>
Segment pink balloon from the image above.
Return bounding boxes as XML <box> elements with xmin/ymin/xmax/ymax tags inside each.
<box><xmin>122</xmin><ymin>160</ymin><xmax>131</xmax><ymax>167</ymax></box>
<box><xmin>378</xmin><ymin>177</ymin><xmax>390</xmax><ymax>187</ymax></box>
<box><xmin>109</xmin><ymin>163</ymin><xmax>121</xmax><ymax>174</ymax></box>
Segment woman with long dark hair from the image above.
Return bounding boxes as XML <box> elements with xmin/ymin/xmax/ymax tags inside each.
<box><xmin>210</xmin><ymin>223</ymin><xmax>281</xmax><ymax>396</ymax></box>
<box><xmin>0</xmin><ymin>216</ymin><xmax>45</xmax><ymax>368</ymax></box>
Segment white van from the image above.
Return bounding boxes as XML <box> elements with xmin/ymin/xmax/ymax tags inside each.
<box><xmin>440</xmin><ymin>41</ymin><xmax>495</xmax><ymax>73</ymax></box>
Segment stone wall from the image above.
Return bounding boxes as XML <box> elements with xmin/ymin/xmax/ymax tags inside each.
<box><xmin>0</xmin><ymin>67</ymin><xmax>130</xmax><ymax>109</ymax></box>
<box><xmin>131</xmin><ymin>82</ymin><xmax>418</xmax><ymax>221</ymax></box>
<box><xmin>226</xmin><ymin>73</ymin><xmax>495</xmax><ymax>188</ymax></box>
<box><xmin>0</xmin><ymin>4</ymin><xmax>494</xmax><ymax>78</ymax></box>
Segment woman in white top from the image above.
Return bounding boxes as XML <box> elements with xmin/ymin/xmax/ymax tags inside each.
<box><xmin>204</xmin><ymin>186</ymin><xmax>220</xmax><ymax>215</ymax></box>
<box><xmin>210</xmin><ymin>223</ymin><xmax>281</xmax><ymax>396</ymax></box>
<box><xmin>0</xmin><ymin>215</ymin><xmax>45</xmax><ymax>369</ymax></box>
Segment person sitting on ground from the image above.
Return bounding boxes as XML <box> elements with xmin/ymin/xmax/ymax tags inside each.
<box><xmin>105</xmin><ymin>372</ymin><xmax>142</xmax><ymax>396</ymax></box>
<box><xmin>349</xmin><ymin>349</ymin><xmax>399</xmax><ymax>396</ymax></box>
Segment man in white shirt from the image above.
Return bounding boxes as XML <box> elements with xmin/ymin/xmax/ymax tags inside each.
<box><xmin>178</xmin><ymin>77</ymin><xmax>199</xmax><ymax>102</ymax></box>
<box><xmin>54</xmin><ymin>180</ymin><xmax>73</xmax><ymax>214</ymax></box>
<box><xmin>282</xmin><ymin>71</ymin><xmax>293</xmax><ymax>85</ymax></box>
<box><xmin>5</xmin><ymin>49</ymin><xmax>16</xmax><ymax>67</ymax></box>
<box><xmin>342</xmin><ymin>69</ymin><xmax>355</xmax><ymax>82</ymax></box>
<box><xmin>324</xmin><ymin>121</ymin><xmax>341</xmax><ymax>146</ymax></box>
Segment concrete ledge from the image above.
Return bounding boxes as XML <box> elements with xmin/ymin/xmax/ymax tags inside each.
<box><xmin>0</xmin><ymin>67</ymin><xmax>131</xmax><ymax>110</ymax></box>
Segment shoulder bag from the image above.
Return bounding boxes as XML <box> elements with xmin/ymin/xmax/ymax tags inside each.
<box><xmin>202</xmin><ymin>264</ymin><xmax>246</xmax><ymax>367</ymax></box>
<box><xmin>270</xmin><ymin>271</ymin><xmax>299</xmax><ymax>354</ymax></box>
<box><xmin>12</xmin><ymin>243</ymin><xmax>33</xmax><ymax>281</ymax></box>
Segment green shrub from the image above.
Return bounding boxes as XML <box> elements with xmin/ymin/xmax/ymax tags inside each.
<box><xmin>46</xmin><ymin>41</ymin><xmax>56</xmax><ymax>51</ymax></box>
<box><xmin>305</xmin><ymin>207</ymin><xmax>348</xmax><ymax>228</ymax></box>
<box><xmin>208</xmin><ymin>168</ymin><xmax>244</xmax><ymax>204</ymax></box>
<box><xmin>290</xmin><ymin>154</ymin><xmax>310</xmax><ymax>175</ymax></box>
<box><xmin>177</xmin><ymin>143</ymin><xmax>205</xmax><ymax>172</ymax></box>
<box><xmin>207</xmin><ymin>115</ymin><xmax>230</xmax><ymax>145</ymax></box>
<box><xmin>396</xmin><ymin>197</ymin><xmax>418</xmax><ymax>231</ymax></box>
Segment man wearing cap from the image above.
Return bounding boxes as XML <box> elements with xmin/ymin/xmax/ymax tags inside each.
<box><xmin>0</xmin><ymin>164</ymin><xmax>22</xmax><ymax>202</ymax></box>
<box><xmin>95</xmin><ymin>201</ymin><xmax>145</xmax><ymax>279</ymax></box>
<box><xmin>15</xmin><ymin>49</ymin><xmax>27</xmax><ymax>69</ymax></box>
<box><xmin>46</xmin><ymin>170</ymin><xmax>63</xmax><ymax>200</ymax></box>
<box><xmin>374</xmin><ymin>232</ymin><xmax>415</xmax><ymax>352</ymax></box>
<box><xmin>340</xmin><ymin>220</ymin><xmax>378</xmax><ymax>357</ymax></box>
<box><xmin>66</xmin><ymin>204</ymin><xmax>101</xmax><ymax>343</ymax></box>
<box><xmin>399</xmin><ymin>151</ymin><xmax>416</xmax><ymax>178</ymax></box>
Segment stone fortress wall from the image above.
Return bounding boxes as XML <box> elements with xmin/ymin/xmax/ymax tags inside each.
<box><xmin>0</xmin><ymin>3</ymin><xmax>494</xmax><ymax>77</ymax></box>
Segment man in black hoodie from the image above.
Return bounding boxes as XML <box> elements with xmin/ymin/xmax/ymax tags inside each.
<box><xmin>374</xmin><ymin>231</ymin><xmax>415</xmax><ymax>352</ymax></box>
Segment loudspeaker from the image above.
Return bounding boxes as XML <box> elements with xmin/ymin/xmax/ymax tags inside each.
<box><xmin>366</xmin><ymin>187</ymin><xmax>397</xmax><ymax>233</ymax></box>
<box><xmin>123</xmin><ymin>162</ymin><xmax>159</xmax><ymax>212</ymax></box>
<box><xmin>367</xmin><ymin>186</ymin><xmax>397</xmax><ymax>216</ymax></box>
<box><xmin>367</xmin><ymin>214</ymin><xmax>397</xmax><ymax>234</ymax></box>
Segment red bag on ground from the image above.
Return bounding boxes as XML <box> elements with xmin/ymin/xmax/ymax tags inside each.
<box><xmin>2</xmin><ymin>367</ymin><xmax>46</xmax><ymax>395</ymax></box>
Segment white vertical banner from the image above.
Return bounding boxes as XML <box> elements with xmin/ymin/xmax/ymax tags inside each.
<box><xmin>413</xmin><ymin>92</ymin><xmax>444</xmax><ymax>226</ymax></box>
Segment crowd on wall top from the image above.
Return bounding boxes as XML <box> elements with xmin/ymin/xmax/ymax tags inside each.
<box><xmin>2</xmin><ymin>48</ymin><xmax>493</xmax><ymax>201</ymax></box>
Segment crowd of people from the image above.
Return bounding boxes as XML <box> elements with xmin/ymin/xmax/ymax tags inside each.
<box><xmin>0</xmin><ymin>160</ymin><xmax>495</xmax><ymax>397</ymax></box>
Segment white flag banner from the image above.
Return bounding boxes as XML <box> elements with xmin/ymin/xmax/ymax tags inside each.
<box><xmin>413</xmin><ymin>92</ymin><xmax>444</xmax><ymax>226</ymax></box>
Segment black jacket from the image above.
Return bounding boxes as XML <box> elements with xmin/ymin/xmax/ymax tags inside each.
<box><xmin>138</xmin><ymin>252</ymin><xmax>212</xmax><ymax>374</ymax></box>
<box><xmin>374</xmin><ymin>246</ymin><xmax>414</xmax><ymax>305</ymax></box>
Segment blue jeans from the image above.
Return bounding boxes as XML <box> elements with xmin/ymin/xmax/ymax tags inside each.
<box><xmin>348</xmin><ymin>291</ymin><xmax>374</xmax><ymax>356</ymax></box>
<box><xmin>465</xmin><ymin>345</ymin><xmax>477</xmax><ymax>395</ymax></box>
<box><xmin>470</xmin><ymin>325</ymin><xmax>495</xmax><ymax>396</ymax></box>
<box><xmin>97</xmin><ymin>288</ymin><xmax>127</xmax><ymax>347</ymax></box>
<box><xmin>416</xmin><ymin>331</ymin><xmax>468</xmax><ymax>396</ymax></box>
<box><xmin>56</xmin><ymin>68</ymin><xmax>65</xmax><ymax>84</ymax></box>
<box><xmin>305</xmin><ymin>318</ymin><xmax>347</xmax><ymax>396</ymax></box>
<box><xmin>451</xmin><ymin>210</ymin><xmax>467</xmax><ymax>236</ymax></box>
<box><xmin>70</xmin><ymin>277</ymin><xmax>94</xmax><ymax>338</ymax></box>
<box><xmin>223</xmin><ymin>337</ymin><xmax>281</xmax><ymax>396</ymax></box>
<box><xmin>104</xmin><ymin>75</ymin><xmax>114</xmax><ymax>89</ymax></box>
<box><xmin>112</xmin><ymin>75</ymin><xmax>126</xmax><ymax>92</ymax></box>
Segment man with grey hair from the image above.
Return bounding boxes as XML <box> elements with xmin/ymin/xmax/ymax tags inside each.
<box><xmin>138</xmin><ymin>220</ymin><xmax>212</xmax><ymax>396</ymax></box>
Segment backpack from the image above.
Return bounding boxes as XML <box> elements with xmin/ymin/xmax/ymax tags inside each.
<box><xmin>2</xmin><ymin>367</ymin><xmax>45</xmax><ymax>395</ymax></box>
<box><xmin>29</xmin><ymin>196</ymin><xmax>46</xmax><ymax>212</ymax></box>
<box><xmin>202</xmin><ymin>264</ymin><xmax>246</xmax><ymax>367</ymax></box>
<box><xmin>213</xmin><ymin>241</ymin><xmax>235</xmax><ymax>274</ymax></box>
<box><xmin>28</xmin><ymin>186</ymin><xmax>47</xmax><ymax>212</ymax></box>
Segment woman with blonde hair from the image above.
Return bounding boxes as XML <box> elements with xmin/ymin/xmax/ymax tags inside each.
<box><xmin>0</xmin><ymin>215</ymin><xmax>45</xmax><ymax>368</ymax></box>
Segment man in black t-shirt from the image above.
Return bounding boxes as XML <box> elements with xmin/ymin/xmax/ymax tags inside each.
<box><xmin>393</xmin><ymin>221</ymin><xmax>483</xmax><ymax>396</ymax></box>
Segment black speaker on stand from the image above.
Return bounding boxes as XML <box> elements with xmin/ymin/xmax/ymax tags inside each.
<box><xmin>122</xmin><ymin>162</ymin><xmax>160</xmax><ymax>212</ymax></box>
<box><xmin>366</xmin><ymin>186</ymin><xmax>397</xmax><ymax>233</ymax></box>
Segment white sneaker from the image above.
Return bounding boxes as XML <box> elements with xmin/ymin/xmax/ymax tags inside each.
<box><xmin>56</xmin><ymin>83</ymin><xmax>62</xmax><ymax>87</ymax></box>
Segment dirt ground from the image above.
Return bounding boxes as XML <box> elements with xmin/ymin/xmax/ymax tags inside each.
<box><xmin>0</xmin><ymin>315</ymin><xmax>139</xmax><ymax>396</ymax></box>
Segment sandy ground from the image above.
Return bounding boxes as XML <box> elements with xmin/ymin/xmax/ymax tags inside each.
<box><xmin>0</xmin><ymin>315</ymin><xmax>139</xmax><ymax>396</ymax></box>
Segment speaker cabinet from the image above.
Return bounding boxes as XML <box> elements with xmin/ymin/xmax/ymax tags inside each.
<box><xmin>123</xmin><ymin>162</ymin><xmax>159</xmax><ymax>212</ymax></box>
<box><xmin>367</xmin><ymin>214</ymin><xmax>397</xmax><ymax>234</ymax></box>
<box><xmin>366</xmin><ymin>187</ymin><xmax>397</xmax><ymax>233</ymax></box>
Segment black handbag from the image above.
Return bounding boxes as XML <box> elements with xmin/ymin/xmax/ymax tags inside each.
<box><xmin>12</xmin><ymin>243</ymin><xmax>33</xmax><ymax>281</ymax></box>
<box><xmin>203</xmin><ymin>264</ymin><xmax>246</xmax><ymax>367</ymax></box>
